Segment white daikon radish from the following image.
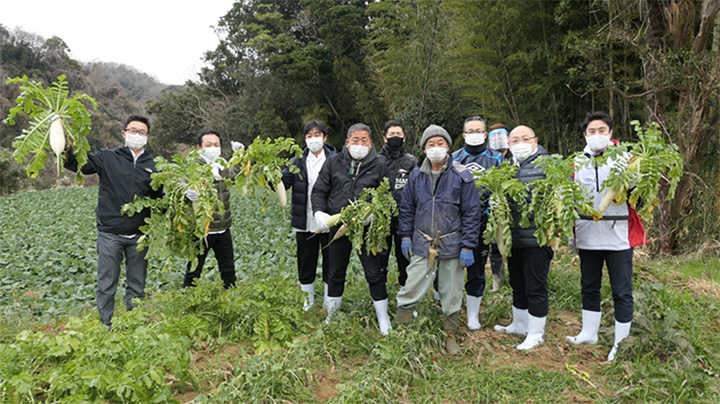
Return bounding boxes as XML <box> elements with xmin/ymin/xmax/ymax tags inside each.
<box><xmin>49</xmin><ymin>114</ymin><xmax>65</xmax><ymax>174</ymax></box>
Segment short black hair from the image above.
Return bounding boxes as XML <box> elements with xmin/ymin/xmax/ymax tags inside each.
<box><xmin>383</xmin><ymin>120</ymin><xmax>405</xmax><ymax>136</ymax></box>
<box><xmin>196</xmin><ymin>129</ymin><xmax>222</xmax><ymax>146</ymax></box>
<box><xmin>582</xmin><ymin>111</ymin><xmax>613</xmax><ymax>132</ymax></box>
<box><xmin>125</xmin><ymin>115</ymin><xmax>150</xmax><ymax>133</ymax></box>
<box><xmin>303</xmin><ymin>120</ymin><xmax>327</xmax><ymax>136</ymax></box>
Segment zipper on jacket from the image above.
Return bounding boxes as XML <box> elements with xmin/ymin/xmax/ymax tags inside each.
<box><xmin>594</xmin><ymin>159</ymin><xmax>600</xmax><ymax>192</ymax></box>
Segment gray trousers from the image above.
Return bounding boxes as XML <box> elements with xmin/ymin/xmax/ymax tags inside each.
<box><xmin>96</xmin><ymin>231</ymin><xmax>148</xmax><ymax>326</ymax></box>
<box><xmin>397</xmin><ymin>255</ymin><xmax>464</xmax><ymax>317</ymax></box>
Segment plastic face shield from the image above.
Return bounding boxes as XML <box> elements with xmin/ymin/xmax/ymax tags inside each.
<box><xmin>488</xmin><ymin>128</ymin><xmax>509</xmax><ymax>150</ymax></box>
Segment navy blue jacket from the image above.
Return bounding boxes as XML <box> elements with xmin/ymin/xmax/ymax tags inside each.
<box><xmin>282</xmin><ymin>143</ymin><xmax>337</xmax><ymax>230</ymax></box>
<box><xmin>398</xmin><ymin>158</ymin><xmax>481</xmax><ymax>258</ymax></box>
<box><xmin>65</xmin><ymin>146</ymin><xmax>162</xmax><ymax>235</ymax></box>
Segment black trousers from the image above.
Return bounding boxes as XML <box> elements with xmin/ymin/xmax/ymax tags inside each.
<box><xmin>296</xmin><ymin>231</ymin><xmax>330</xmax><ymax>285</ymax></box>
<box><xmin>489</xmin><ymin>243</ymin><xmax>505</xmax><ymax>278</ymax></box>
<box><xmin>507</xmin><ymin>246</ymin><xmax>553</xmax><ymax>317</ymax></box>
<box><xmin>578</xmin><ymin>248</ymin><xmax>634</xmax><ymax>323</ymax></box>
<box><xmin>327</xmin><ymin>229</ymin><xmax>387</xmax><ymax>301</ymax></box>
<box><xmin>379</xmin><ymin>216</ymin><xmax>410</xmax><ymax>286</ymax></box>
<box><xmin>183</xmin><ymin>229</ymin><xmax>236</xmax><ymax>289</ymax></box>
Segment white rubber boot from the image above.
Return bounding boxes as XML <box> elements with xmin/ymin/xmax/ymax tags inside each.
<box><xmin>566</xmin><ymin>309</ymin><xmax>601</xmax><ymax>344</ymax></box>
<box><xmin>433</xmin><ymin>290</ymin><xmax>440</xmax><ymax>301</ymax></box>
<box><xmin>607</xmin><ymin>320</ymin><xmax>631</xmax><ymax>361</ymax></box>
<box><xmin>324</xmin><ymin>296</ymin><xmax>342</xmax><ymax>325</ymax></box>
<box><xmin>466</xmin><ymin>295</ymin><xmax>482</xmax><ymax>330</ymax></box>
<box><xmin>300</xmin><ymin>283</ymin><xmax>315</xmax><ymax>311</ymax></box>
<box><xmin>516</xmin><ymin>314</ymin><xmax>546</xmax><ymax>350</ymax></box>
<box><xmin>373</xmin><ymin>299</ymin><xmax>392</xmax><ymax>336</ymax></box>
<box><xmin>322</xmin><ymin>283</ymin><xmax>329</xmax><ymax>309</ymax></box>
<box><xmin>494</xmin><ymin>306</ymin><xmax>529</xmax><ymax>336</ymax></box>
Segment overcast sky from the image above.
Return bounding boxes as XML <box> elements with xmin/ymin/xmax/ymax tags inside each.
<box><xmin>1</xmin><ymin>1</ymin><xmax>238</xmax><ymax>85</ymax></box>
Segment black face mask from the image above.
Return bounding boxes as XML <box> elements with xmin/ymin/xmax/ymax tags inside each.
<box><xmin>386</xmin><ymin>136</ymin><xmax>405</xmax><ymax>148</ymax></box>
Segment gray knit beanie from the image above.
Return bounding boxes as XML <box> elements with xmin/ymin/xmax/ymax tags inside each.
<box><xmin>420</xmin><ymin>124</ymin><xmax>452</xmax><ymax>149</ymax></box>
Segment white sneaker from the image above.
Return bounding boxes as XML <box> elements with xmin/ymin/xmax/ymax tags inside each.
<box><xmin>566</xmin><ymin>309</ymin><xmax>601</xmax><ymax>344</ymax></box>
<box><xmin>517</xmin><ymin>314</ymin><xmax>546</xmax><ymax>350</ymax></box>
<box><xmin>494</xmin><ymin>306</ymin><xmax>528</xmax><ymax>336</ymax></box>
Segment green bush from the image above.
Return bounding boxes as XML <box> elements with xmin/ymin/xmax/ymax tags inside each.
<box><xmin>0</xmin><ymin>147</ymin><xmax>26</xmax><ymax>195</ymax></box>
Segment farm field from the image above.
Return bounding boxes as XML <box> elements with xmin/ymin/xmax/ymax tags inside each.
<box><xmin>1</xmin><ymin>186</ymin><xmax>720</xmax><ymax>403</ymax></box>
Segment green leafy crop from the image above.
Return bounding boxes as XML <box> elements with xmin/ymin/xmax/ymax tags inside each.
<box><xmin>528</xmin><ymin>154</ymin><xmax>600</xmax><ymax>250</ymax></box>
<box><xmin>475</xmin><ymin>162</ymin><xmax>528</xmax><ymax>257</ymax></box>
<box><xmin>122</xmin><ymin>150</ymin><xmax>222</xmax><ymax>271</ymax></box>
<box><xmin>599</xmin><ymin>120</ymin><xmax>684</xmax><ymax>221</ymax></box>
<box><xmin>4</xmin><ymin>75</ymin><xmax>98</xmax><ymax>183</ymax></box>
<box><xmin>335</xmin><ymin>178</ymin><xmax>398</xmax><ymax>255</ymax></box>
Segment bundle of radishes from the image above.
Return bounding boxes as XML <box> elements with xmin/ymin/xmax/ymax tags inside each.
<box><xmin>596</xmin><ymin>120</ymin><xmax>684</xmax><ymax>221</ymax></box>
<box><xmin>4</xmin><ymin>75</ymin><xmax>97</xmax><ymax>183</ymax></box>
<box><xmin>226</xmin><ymin>136</ymin><xmax>302</xmax><ymax>213</ymax></box>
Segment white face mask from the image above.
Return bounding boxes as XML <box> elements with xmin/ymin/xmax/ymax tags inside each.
<box><xmin>464</xmin><ymin>132</ymin><xmax>485</xmax><ymax>146</ymax></box>
<box><xmin>511</xmin><ymin>143</ymin><xmax>534</xmax><ymax>161</ymax></box>
<box><xmin>426</xmin><ymin>147</ymin><xmax>447</xmax><ymax>164</ymax></box>
<box><xmin>586</xmin><ymin>135</ymin><xmax>610</xmax><ymax>152</ymax></box>
<box><xmin>201</xmin><ymin>146</ymin><xmax>222</xmax><ymax>161</ymax></box>
<box><xmin>306</xmin><ymin>137</ymin><xmax>324</xmax><ymax>153</ymax></box>
<box><xmin>348</xmin><ymin>144</ymin><xmax>370</xmax><ymax>160</ymax></box>
<box><xmin>125</xmin><ymin>133</ymin><xmax>147</xmax><ymax>151</ymax></box>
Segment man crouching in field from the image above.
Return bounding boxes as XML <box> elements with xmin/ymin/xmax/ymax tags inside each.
<box><xmin>65</xmin><ymin>115</ymin><xmax>162</xmax><ymax>329</ymax></box>
<box><xmin>394</xmin><ymin>125</ymin><xmax>481</xmax><ymax>354</ymax></box>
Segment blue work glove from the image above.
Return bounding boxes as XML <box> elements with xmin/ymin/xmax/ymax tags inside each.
<box><xmin>401</xmin><ymin>237</ymin><xmax>412</xmax><ymax>260</ymax></box>
<box><xmin>459</xmin><ymin>249</ymin><xmax>474</xmax><ymax>268</ymax></box>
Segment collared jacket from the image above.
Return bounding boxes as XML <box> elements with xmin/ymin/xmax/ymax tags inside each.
<box><xmin>282</xmin><ymin>143</ymin><xmax>337</xmax><ymax>230</ymax></box>
<box><xmin>378</xmin><ymin>143</ymin><xmax>418</xmax><ymax>207</ymax></box>
<box><xmin>65</xmin><ymin>146</ymin><xmax>162</xmax><ymax>235</ymax></box>
<box><xmin>510</xmin><ymin>146</ymin><xmax>548</xmax><ymax>248</ymax></box>
<box><xmin>311</xmin><ymin>145</ymin><xmax>389</xmax><ymax>216</ymax></box>
<box><xmin>398</xmin><ymin>157</ymin><xmax>481</xmax><ymax>258</ymax></box>
<box><xmin>452</xmin><ymin>145</ymin><xmax>503</xmax><ymax>222</ymax></box>
<box><xmin>574</xmin><ymin>143</ymin><xmax>646</xmax><ymax>250</ymax></box>
<box><xmin>202</xmin><ymin>159</ymin><xmax>240</xmax><ymax>233</ymax></box>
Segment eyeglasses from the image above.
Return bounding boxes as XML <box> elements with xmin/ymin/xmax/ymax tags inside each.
<box><xmin>508</xmin><ymin>136</ymin><xmax>535</xmax><ymax>145</ymax></box>
<box><xmin>124</xmin><ymin>128</ymin><xmax>148</xmax><ymax>136</ymax></box>
<box><xmin>464</xmin><ymin>129</ymin><xmax>486</xmax><ymax>135</ymax></box>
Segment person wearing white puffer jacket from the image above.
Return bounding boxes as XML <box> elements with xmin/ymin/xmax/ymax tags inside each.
<box><xmin>567</xmin><ymin>111</ymin><xmax>647</xmax><ymax>361</ymax></box>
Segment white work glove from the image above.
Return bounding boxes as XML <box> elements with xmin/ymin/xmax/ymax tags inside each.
<box><xmin>568</xmin><ymin>238</ymin><xmax>579</xmax><ymax>256</ymax></box>
<box><xmin>363</xmin><ymin>213</ymin><xmax>373</xmax><ymax>226</ymax></box>
<box><xmin>315</xmin><ymin>211</ymin><xmax>330</xmax><ymax>233</ymax></box>
<box><xmin>185</xmin><ymin>189</ymin><xmax>199</xmax><ymax>202</ymax></box>
<box><xmin>231</xmin><ymin>141</ymin><xmax>244</xmax><ymax>152</ymax></box>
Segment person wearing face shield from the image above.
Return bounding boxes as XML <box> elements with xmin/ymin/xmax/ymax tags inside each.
<box><xmin>492</xmin><ymin>125</ymin><xmax>553</xmax><ymax>351</ymax></box>
<box><xmin>486</xmin><ymin>123</ymin><xmax>511</xmax><ymax>292</ymax></box>
<box><xmin>182</xmin><ymin>129</ymin><xmax>243</xmax><ymax>290</ymax></box>
<box><xmin>449</xmin><ymin>116</ymin><xmax>503</xmax><ymax>331</ymax></box>
<box><xmin>566</xmin><ymin>111</ymin><xmax>646</xmax><ymax>361</ymax></box>
<box><xmin>280</xmin><ymin>120</ymin><xmax>337</xmax><ymax>311</ymax></box>
<box><xmin>378</xmin><ymin>120</ymin><xmax>419</xmax><ymax>288</ymax></box>
<box><xmin>394</xmin><ymin>125</ymin><xmax>482</xmax><ymax>354</ymax></box>
<box><xmin>64</xmin><ymin>115</ymin><xmax>163</xmax><ymax>329</ymax></box>
<box><xmin>311</xmin><ymin>123</ymin><xmax>392</xmax><ymax>335</ymax></box>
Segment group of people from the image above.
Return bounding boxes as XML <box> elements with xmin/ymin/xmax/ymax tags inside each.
<box><xmin>71</xmin><ymin>111</ymin><xmax>643</xmax><ymax>362</ymax></box>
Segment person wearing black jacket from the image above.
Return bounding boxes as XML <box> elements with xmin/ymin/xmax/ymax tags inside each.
<box><xmin>312</xmin><ymin>123</ymin><xmax>391</xmax><ymax>335</ymax></box>
<box><xmin>493</xmin><ymin>125</ymin><xmax>553</xmax><ymax>351</ymax></box>
<box><xmin>281</xmin><ymin>120</ymin><xmax>336</xmax><ymax>311</ymax></box>
<box><xmin>65</xmin><ymin>115</ymin><xmax>162</xmax><ymax>328</ymax></box>
<box><xmin>378</xmin><ymin>120</ymin><xmax>418</xmax><ymax>287</ymax></box>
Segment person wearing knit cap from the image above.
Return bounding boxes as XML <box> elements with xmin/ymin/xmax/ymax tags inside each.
<box><xmin>395</xmin><ymin>124</ymin><xmax>482</xmax><ymax>354</ymax></box>
<box><xmin>449</xmin><ymin>116</ymin><xmax>503</xmax><ymax>331</ymax></box>
<box><xmin>487</xmin><ymin>123</ymin><xmax>511</xmax><ymax>292</ymax></box>
<box><xmin>378</xmin><ymin>120</ymin><xmax>418</xmax><ymax>288</ymax></box>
